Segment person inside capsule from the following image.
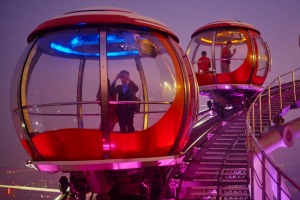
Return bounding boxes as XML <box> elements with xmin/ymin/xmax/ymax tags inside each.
<box><xmin>221</xmin><ymin>41</ymin><xmax>236</xmax><ymax>73</ymax></box>
<box><xmin>110</xmin><ymin>70</ymin><xmax>139</xmax><ymax>132</ymax></box>
<box><xmin>197</xmin><ymin>50</ymin><xmax>211</xmax><ymax>73</ymax></box>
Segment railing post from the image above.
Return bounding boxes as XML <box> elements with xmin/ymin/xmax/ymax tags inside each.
<box><xmin>246</xmin><ymin>110</ymin><xmax>250</xmax><ymax>135</ymax></box>
<box><xmin>259</xmin><ymin>94</ymin><xmax>262</xmax><ymax>133</ymax></box>
<box><xmin>245</xmin><ymin>112</ymin><xmax>254</xmax><ymax>199</ymax></box>
<box><xmin>292</xmin><ymin>70</ymin><xmax>297</xmax><ymax>103</ymax></box>
<box><xmin>277</xmin><ymin>170</ymin><xmax>282</xmax><ymax>200</ymax></box>
<box><xmin>248</xmin><ymin>133</ymin><xmax>255</xmax><ymax>200</ymax></box>
<box><xmin>197</xmin><ymin>95</ymin><xmax>200</xmax><ymax>122</ymax></box>
<box><xmin>278</xmin><ymin>76</ymin><xmax>283</xmax><ymax>111</ymax></box>
<box><xmin>251</xmin><ymin>156</ymin><xmax>254</xmax><ymax>200</ymax></box>
<box><xmin>252</xmin><ymin>104</ymin><xmax>255</xmax><ymax>135</ymax></box>
<box><xmin>268</xmin><ymin>86</ymin><xmax>272</xmax><ymax>124</ymax></box>
<box><xmin>262</xmin><ymin>154</ymin><xmax>266</xmax><ymax>200</ymax></box>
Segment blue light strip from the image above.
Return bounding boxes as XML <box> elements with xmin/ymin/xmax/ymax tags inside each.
<box><xmin>51</xmin><ymin>43</ymin><xmax>98</xmax><ymax>56</ymax></box>
<box><xmin>107</xmin><ymin>50</ymin><xmax>139</xmax><ymax>57</ymax></box>
<box><xmin>70</xmin><ymin>34</ymin><xmax>125</xmax><ymax>47</ymax></box>
<box><xmin>50</xmin><ymin>33</ymin><xmax>139</xmax><ymax>57</ymax></box>
<box><xmin>50</xmin><ymin>43</ymin><xmax>138</xmax><ymax>57</ymax></box>
<box><xmin>107</xmin><ymin>34</ymin><xmax>125</xmax><ymax>43</ymax></box>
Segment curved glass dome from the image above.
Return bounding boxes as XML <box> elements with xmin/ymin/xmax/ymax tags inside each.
<box><xmin>187</xmin><ymin>20</ymin><xmax>271</xmax><ymax>87</ymax></box>
<box><xmin>11</xmin><ymin>8</ymin><xmax>198</xmax><ymax>162</ymax></box>
<box><xmin>22</xmin><ymin>29</ymin><xmax>179</xmax><ymax>132</ymax></box>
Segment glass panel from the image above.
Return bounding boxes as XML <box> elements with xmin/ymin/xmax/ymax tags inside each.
<box><xmin>26</xmin><ymin>53</ymin><xmax>81</xmax><ymax>133</ymax></box>
<box><xmin>186</xmin><ymin>31</ymin><xmax>213</xmax><ymax>73</ymax></box>
<box><xmin>139</xmin><ymin>51</ymin><xmax>175</xmax><ymax>128</ymax></box>
<box><xmin>82</xmin><ymin>59</ymin><xmax>102</xmax><ymax>129</ymax></box>
<box><xmin>255</xmin><ymin>36</ymin><xmax>269</xmax><ymax>77</ymax></box>
<box><xmin>107</xmin><ymin>29</ymin><xmax>175</xmax><ymax>132</ymax></box>
<box><xmin>12</xmin><ymin>43</ymin><xmax>36</xmax><ymax>139</ymax></box>
<box><xmin>25</xmin><ymin>29</ymin><xmax>101</xmax><ymax>133</ymax></box>
<box><xmin>215</xmin><ymin>30</ymin><xmax>248</xmax><ymax>73</ymax></box>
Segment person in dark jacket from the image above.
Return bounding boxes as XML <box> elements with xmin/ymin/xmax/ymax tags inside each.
<box><xmin>110</xmin><ymin>70</ymin><xmax>138</xmax><ymax>132</ymax></box>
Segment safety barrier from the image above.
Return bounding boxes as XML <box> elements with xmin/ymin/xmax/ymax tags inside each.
<box><xmin>246</xmin><ymin>67</ymin><xmax>300</xmax><ymax>199</ymax></box>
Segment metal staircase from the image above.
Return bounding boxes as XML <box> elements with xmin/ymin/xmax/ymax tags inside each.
<box><xmin>177</xmin><ymin>110</ymin><xmax>250</xmax><ymax>199</ymax></box>
<box><xmin>171</xmin><ymin>68</ymin><xmax>300</xmax><ymax>200</ymax></box>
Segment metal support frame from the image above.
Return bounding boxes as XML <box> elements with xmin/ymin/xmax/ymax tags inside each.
<box><xmin>77</xmin><ymin>59</ymin><xmax>86</xmax><ymax>128</ymax></box>
<box><xmin>99</xmin><ymin>29</ymin><xmax>110</xmax><ymax>159</ymax></box>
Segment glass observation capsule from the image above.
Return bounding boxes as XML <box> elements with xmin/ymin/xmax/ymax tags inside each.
<box><xmin>11</xmin><ymin>7</ymin><xmax>198</xmax><ymax>163</ymax></box>
<box><xmin>187</xmin><ymin>20</ymin><xmax>271</xmax><ymax>106</ymax></box>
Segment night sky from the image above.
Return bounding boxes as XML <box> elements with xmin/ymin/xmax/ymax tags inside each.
<box><xmin>0</xmin><ymin>0</ymin><xmax>299</xmax><ymax>180</ymax></box>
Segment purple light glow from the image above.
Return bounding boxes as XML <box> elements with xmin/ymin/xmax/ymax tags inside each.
<box><xmin>31</xmin><ymin>155</ymin><xmax>184</xmax><ymax>172</ymax></box>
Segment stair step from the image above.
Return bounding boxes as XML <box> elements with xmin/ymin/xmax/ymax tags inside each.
<box><xmin>221</xmin><ymin>179</ymin><xmax>248</xmax><ymax>183</ymax></box>
<box><xmin>223</xmin><ymin>168</ymin><xmax>247</xmax><ymax>171</ymax></box>
<box><xmin>225</xmin><ymin>160</ymin><xmax>248</xmax><ymax>165</ymax></box>
<box><xmin>189</xmin><ymin>192</ymin><xmax>218</xmax><ymax>196</ymax></box>
<box><xmin>222</xmin><ymin>185</ymin><xmax>248</xmax><ymax>190</ymax></box>
<box><xmin>202</xmin><ymin>156</ymin><xmax>225</xmax><ymax>160</ymax></box>
<box><xmin>234</xmin><ymin>144</ymin><xmax>246</xmax><ymax>147</ymax></box>
<box><xmin>206</xmin><ymin>151</ymin><xmax>226</xmax><ymax>155</ymax></box>
<box><xmin>196</xmin><ymin>167</ymin><xmax>220</xmax><ymax>171</ymax></box>
<box><xmin>228</xmin><ymin>152</ymin><xmax>247</xmax><ymax>156</ymax></box>
<box><xmin>223</xmin><ymin>171</ymin><xmax>247</xmax><ymax>175</ymax></box>
<box><xmin>230</xmin><ymin>148</ymin><xmax>246</xmax><ymax>151</ymax></box>
<box><xmin>208</xmin><ymin>147</ymin><xmax>229</xmax><ymax>151</ymax></box>
<box><xmin>220</xmin><ymin>134</ymin><xmax>239</xmax><ymax>137</ymax></box>
<box><xmin>222</xmin><ymin>193</ymin><xmax>249</xmax><ymax>197</ymax></box>
<box><xmin>192</xmin><ymin>186</ymin><xmax>218</xmax><ymax>190</ymax></box>
<box><xmin>229</xmin><ymin>126</ymin><xmax>245</xmax><ymax>129</ymax></box>
<box><xmin>193</xmin><ymin>178</ymin><xmax>218</xmax><ymax>182</ymax></box>
<box><xmin>223</xmin><ymin>162</ymin><xmax>247</xmax><ymax>167</ymax></box>
<box><xmin>226</xmin><ymin>157</ymin><xmax>247</xmax><ymax>161</ymax></box>
<box><xmin>224</xmin><ymin>129</ymin><xmax>244</xmax><ymax>133</ymax></box>
<box><xmin>216</xmin><ymin>138</ymin><xmax>235</xmax><ymax>141</ymax></box>
<box><xmin>195</xmin><ymin>171</ymin><xmax>219</xmax><ymax>175</ymax></box>
<box><xmin>228</xmin><ymin>150</ymin><xmax>247</xmax><ymax>154</ymax></box>
<box><xmin>212</xmin><ymin>142</ymin><xmax>232</xmax><ymax>145</ymax></box>
<box><xmin>199</xmin><ymin>162</ymin><xmax>222</xmax><ymax>165</ymax></box>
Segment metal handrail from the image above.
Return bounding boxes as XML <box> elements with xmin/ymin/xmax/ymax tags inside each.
<box><xmin>20</xmin><ymin>100</ymin><xmax>173</xmax><ymax>109</ymax></box>
<box><xmin>247</xmin><ymin>133</ymin><xmax>300</xmax><ymax>199</ymax></box>
<box><xmin>181</xmin><ymin>108</ymin><xmax>242</xmax><ymax>155</ymax></box>
<box><xmin>247</xmin><ymin>67</ymin><xmax>300</xmax><ymax>136</ymax></box>
<box><xmin>180</xmin><ymin>121</ymin><xmax>220</xmax><ymax>155</ymax></box>
<box><xmin>246</xmin><ymin>67</ymin><xmax>300</xmax><ymax>199</ymax></box>
<box><xmin>17</xmin><ymin>101</ymin><xmax>171</xmax><ymax>117</ymax></box>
